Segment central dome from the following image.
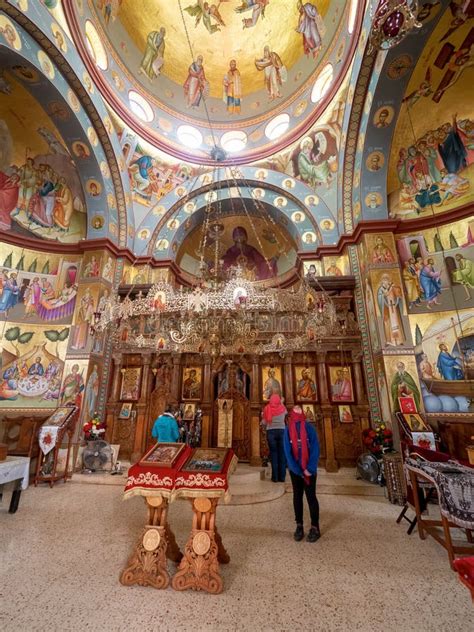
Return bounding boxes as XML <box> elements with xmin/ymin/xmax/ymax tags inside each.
<box><xmin>109</xmin><ymin>0</ymin><xmax>330</xmax><ymax>106</ymax></box>
<box><xmin>66</xmin><ymin>0</ymin><xmax>360</xmax><ymax>162</ymax></box>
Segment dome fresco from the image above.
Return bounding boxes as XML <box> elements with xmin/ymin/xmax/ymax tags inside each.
<box><xmin>64</xmin><ymin>0</ymin><xmax>362</xmax><ymax>163</ymax></box>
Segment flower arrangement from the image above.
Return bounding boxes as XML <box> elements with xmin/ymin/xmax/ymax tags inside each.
<box><xmin>83</xmin><ymin>412</ymin><xmax>107</xmax><ymax>441</ymax></box>
<box><xmin>362</xmin><ymin>423</ymin><xmax>393</xmax><ymax>455</ymax></box>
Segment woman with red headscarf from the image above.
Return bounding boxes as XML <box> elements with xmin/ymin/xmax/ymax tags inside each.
<box><xmin>284</xmin><ymin>405</ymin><xmax>320</xmax><ymax>542</ymax></box>
<box><xmin>262</xmin><ymin>393</ymin><xmax>287</xmax><ymax>483</ymax></box>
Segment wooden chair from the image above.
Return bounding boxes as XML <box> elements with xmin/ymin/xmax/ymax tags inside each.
<box><xmin>396</xmin><ymin>443</ymin><xmax>450</xmax><ymax>535</ymax></box>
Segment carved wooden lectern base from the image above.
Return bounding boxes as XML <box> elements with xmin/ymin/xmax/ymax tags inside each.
<box><xmin>172</xmin><ymin>497</ymin><xmax>230</xmax><ymax>594</ymax></box>
<box><xmin>119</xmin><ymin>496</ymin><xmax>182</xmax><ymax>589</ymax></box>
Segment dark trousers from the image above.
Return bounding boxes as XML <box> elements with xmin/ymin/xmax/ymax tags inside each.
<box><xmin>290</xmin><ymin>471</ymin><xmax>320</xmax><ymax>527</ymax></box>
<box><xmin>267</xmin><ymin>429</ymin><xmax>286</xmax><ymax>482</ymax></box>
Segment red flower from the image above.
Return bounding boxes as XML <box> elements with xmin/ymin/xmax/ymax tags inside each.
<box><xmin>43</xmin><ymin>433</ymin><xmax>52</xmax><ymax>445</ymax></box>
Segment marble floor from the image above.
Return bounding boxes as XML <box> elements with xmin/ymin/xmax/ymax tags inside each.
<box><xmin>0</xmin><ymin>482</ymin><xmax>471</xmax><ymax>632</ymax></box>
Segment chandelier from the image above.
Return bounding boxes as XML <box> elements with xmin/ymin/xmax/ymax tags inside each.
<box><xmin>368</xmin><ymin>1</ymin><xmax>421</xmax><ymax>52</ymax></box>
<box><xmin>94</xmin><ymin>264</ymin><xmax>342</xmax><ymax>357</ymax></box>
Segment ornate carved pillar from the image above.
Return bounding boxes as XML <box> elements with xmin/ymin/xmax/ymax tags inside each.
<box><xmin>202</xmin><ymin>355</ymin><xmax>212</xmax><ymax>405</ymax></box>
<box><xmin>283</xmin><ymin>354</ymin><xmax>294</xmax><ymax>406</ymax></box>
<box><xmin>250</xmin><ymin>355</ymin><xmax>262</xmax><ymax>466</ymax></box>
<box><xmin>316</xmin><ymin>352</ymin><xmax>338</xmax><ymax>471</ymax></box>
<box><xmin>170</xmin><ymin>354</ymin><xmax>181</xmax><ymax>402</ymax></box>
<box><xmin>139</xmin><ymin>353</ymin><xmax>153</xmax><ymax>403</ymax></box>
<box><xmin>250</xmin><ymin>355</ymin><xmax>260</xmax><ymax>405</ymax></box>
<box><xmin>316</xmin><ymin>351</ymin><xmax>329</xmax><ymax>404</ymax></box>
<box><xmin>352</xmin><ymin>350</ymin><xmax>367</xmax><ymax>405</ymax></box>
<box><xmin>110</xmin><ymin>354</ymin><xmax>122</xmax><ymax>402</ymax></box>
<box><xmin>321</xmin><ymin>405</ymin><xmax>339</xmax><ymax>473</ymax></box>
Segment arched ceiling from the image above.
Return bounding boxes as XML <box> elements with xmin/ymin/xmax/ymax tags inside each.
<box><xmin>63</xmin><ymin>0</ymin><xmax>362</xmax><ymax>164</ymax></box>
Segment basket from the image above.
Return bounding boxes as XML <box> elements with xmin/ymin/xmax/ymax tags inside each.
<box><xmin>383</xmin><ymin>451</ymin><xmax>407</xmax><ymax>505</ymax></box>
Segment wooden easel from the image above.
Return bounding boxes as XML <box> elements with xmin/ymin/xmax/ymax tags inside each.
<box><xmin>34</xmin><ymin>407</ymin><xmax>78</xmax><ymax>488</ymax></box>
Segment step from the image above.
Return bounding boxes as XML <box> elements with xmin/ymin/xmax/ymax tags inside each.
<box><xmin>227</xmin><ymin>480</ymin><xmax>286</xmax><ymax>505</ymax></box>
<box><xmin>231</xmin><ymin>465</ymin><xmax>266</xmax><ymax>484</ymax></box>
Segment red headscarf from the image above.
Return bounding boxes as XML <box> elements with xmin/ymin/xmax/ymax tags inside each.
<box><xmin>289</xmin><ymin>406</ymin><xmax>310</xmax><ymax>484</ymax></box>
<box><xmin>263</xmin><ymin>394</ymin><xmax>286</xmax><ymax>424</ymax></box>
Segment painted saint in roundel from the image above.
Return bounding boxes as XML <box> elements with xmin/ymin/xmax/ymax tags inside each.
<box><xmin>221</xmin><ymin>226</ymin><xmax>276</xmax><ymax>280</ymax></box>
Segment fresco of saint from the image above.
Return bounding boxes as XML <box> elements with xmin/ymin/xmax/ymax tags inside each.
<box><xmin>223</xmin><ymin>60</ymin><xmax>242</xmax><ymax>114</ymax></box>
<box><xmin>296</xmin><ymin>1</ymin><xmax>325</xmax><ymax>58</ymax></box>
<box><xmin>377</xmin><ymin>274</ymin><xmax>405</xmax><ymax>346</ymax></box>
<box><xmin>436</xmin><ymin>343</ymin><xmax>464</xmax><ymax>380</ymax></box>
<box><xmin>139</xmin><ymin>28</ymin><xmax>166</xmax><ymax>80</ymax></box>
<box><xmin>255</xmin><ymin>46</ymin><xmax>286</xmax><ymax>100</ymax></box>
<box><xmin>60</xmin><ymin>364</ymin><xmax>84</xmax><ymax>407</ymax></box>
<box><xmin>221</xmin><ymin>226</ymin><xmax>276</xmax><ymax>280</ymax></box>
<box><xmin>390</xmin><ymin>362</ymin><xmax>421</xmax><ymax>412</ymax></box>
<box><xmin>372</xmin><ymin>237</ymin><xmax>395</xmax><ymax>264</ymax></box>
<box><xmin>184</xmin><ymin>56</ymin><xmax>208</xmax><ymax>108</ymax></box>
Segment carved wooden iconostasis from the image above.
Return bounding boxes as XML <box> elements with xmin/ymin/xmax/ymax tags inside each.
<box><xmin>106</xmin><ymin>278</ymin><xmax>369</xmax><ymax>472</ymax></box>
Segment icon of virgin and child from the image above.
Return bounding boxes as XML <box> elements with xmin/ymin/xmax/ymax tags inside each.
<box><xmin>222</xmin><ymin>226</ymin><xmax>277</xmax><ymax>280</ymax></box>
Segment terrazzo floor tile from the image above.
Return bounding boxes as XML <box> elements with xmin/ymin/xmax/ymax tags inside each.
<box><xmin>0</xmin><ymin>483</ymin><xmax>471</xmax><ymax>632</ymax></box>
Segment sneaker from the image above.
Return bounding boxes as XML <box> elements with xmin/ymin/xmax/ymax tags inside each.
<box><xmin>293</xmin><ymin>525</ymin><xmax>304</xmax><ymax>541</ymax></box>
<box><xmin>307</xmin><ymin>526</ymin><xmax>321</xmax><ymax>543</ymax></box>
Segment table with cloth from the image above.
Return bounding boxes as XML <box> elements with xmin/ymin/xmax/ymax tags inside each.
<box><xmin>405</xmin><ymin>458</ymin><xmax>474</xmax><ymax>568</ymax></box>
<box><xmin>121</xmin><ymin>446</ymin><xmax>237</xmax><ymax>594</ymax></box>
<box><xmin>0</xmin><ymin>456</ymin><xmax>30</xmax><ymax>513</ymax></box>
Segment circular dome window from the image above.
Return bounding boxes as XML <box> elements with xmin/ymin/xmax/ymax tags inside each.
<box><xmin>311</xmin><ymin>63</ymin><xmax>333</xmax><ymax>103</ymax></box>
<box><xmin>129</xmin><ymin>91</ymin><xmax>154</xmax><ymax>123</ymax></box>
<box><xmin>265</xmin><ymin>113</ymin><xmax>290</xmax><ymax>141</ymax></box>
<box><xmin>177</xmin><ymin>125</ymin><xmax>202</xmax><ymax>149</ymax></box>
<box><xmin>348</xmin><ymin>0</ymin><xmax>358</xmax><ymax>34</ymax></box>
<box><xmin>221</xmin><ymin>130</ymin><xmax>247</xmax><ymax>153</ymax></box>
<box><xmin>85</xmin><ymin>20</ymin><xmax>108</xmax><ymax>70</ymax></box>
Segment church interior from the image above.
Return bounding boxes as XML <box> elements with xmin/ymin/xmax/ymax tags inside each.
<box><xmin>0</xmin><ymin>0</ymin><xmax>473</xmax><ymax>628</ymax></box>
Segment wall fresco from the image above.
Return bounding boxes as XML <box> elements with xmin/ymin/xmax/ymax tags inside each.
<box><xmin>388</xmin><ymin>9</ymin><xmax>474</xmax><ymax>220</ymax></box>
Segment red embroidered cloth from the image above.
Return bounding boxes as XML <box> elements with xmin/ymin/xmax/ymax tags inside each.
<box><xmin>123</xmin><ymin>446</ymin><xmax>237</xmax><ymax>501</ymax></box>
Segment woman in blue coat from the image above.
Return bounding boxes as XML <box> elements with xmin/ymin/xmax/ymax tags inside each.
<box><xmin>151</xmin><ymin>407</ymin><xmax>179</xmax><ymax>443</ymax></box>
<box><xmin>284</xmin><ymin>405</ymin><xmax>320</xmax><ymax>542</ymax></box>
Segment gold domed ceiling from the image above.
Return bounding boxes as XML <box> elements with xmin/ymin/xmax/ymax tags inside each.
<box><xmin>65</xmin><ymin>0</ymin><xmax>361</xmax><ymax>163</ymax></box>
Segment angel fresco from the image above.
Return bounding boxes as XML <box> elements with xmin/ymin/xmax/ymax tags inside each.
<box><xmin>296</xmin><ymin>1</ymin><xmax>326</xmax><ymax>58</ymax></box>
<box><xmin>185</xmin><ymin>1</ymin><xmax>228</xmax><ymax>34</ymax></box>
<box><xmin>236</xmin><ymin>0</ymin><xmax>270</xmax><ymax>29</ymax></box>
